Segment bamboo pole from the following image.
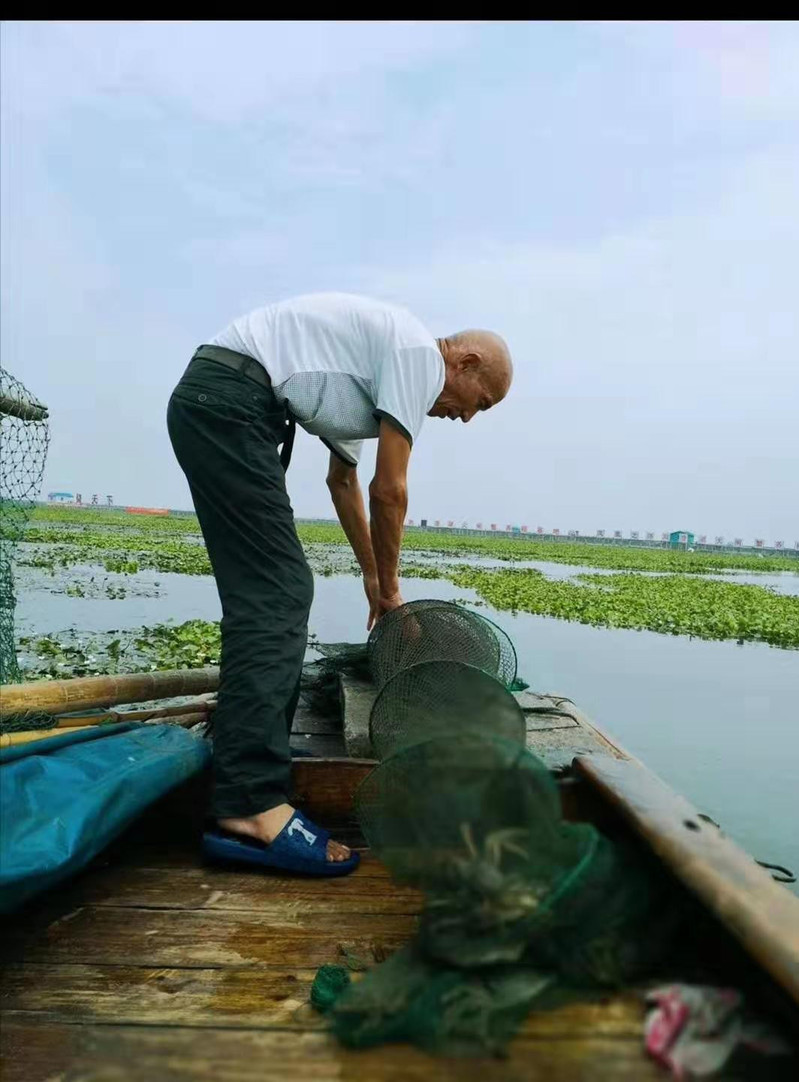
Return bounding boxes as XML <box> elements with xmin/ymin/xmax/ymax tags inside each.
<box><xmin>55</xmin><ymin>695</ymin><xmax>217</xmax><ymax>728</ymax></box>
<box><xmin>0</xmin><ymin>393</ymin><xmax>49</xmax><ymax>421</ymax></box>
<box><xmin>0</xmin><ymin>668</ymin><xmax>220</xmax><ymax>719</ymax></box>
<box><xmin>1</xmin><ymin>712</ymin><xmax>208</xmax><ymax>749</ymax></box>
<box><xmin>0</xmin><ymin>725</ymin><xmax>98</xmax><ymax>749</ymax></box>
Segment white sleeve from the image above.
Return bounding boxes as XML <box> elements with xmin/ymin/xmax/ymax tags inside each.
<box><xmin>374</xmin><ymin>346</ymin><xmax>443</xmax><ymax>446</ymax></box>
<box><xmin>321</xmin><ymin>437</ymin><xmax>364</xmax><ymax>467</ymax></box>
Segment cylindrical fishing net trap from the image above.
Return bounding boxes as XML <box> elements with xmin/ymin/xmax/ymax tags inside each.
<box><xmin>369</xmin><ymin>659</ymin><xmax>525</xmax><ymax>761</ymax></box>
<box><xmin>367</xmin><ymin>599</ymin><xmax>518</xmax><ymax>691</ymax></box>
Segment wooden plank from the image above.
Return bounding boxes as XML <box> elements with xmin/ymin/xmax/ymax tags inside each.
<box><xmin>1</xmin><ymin>963</ymin><xmax>646</xmax><ymax>1037</ymax></box>
<box><xmin>291</xmin><ymin>758</ymin><xmax>376</xmax><ymax>824</ymax></box>
<box><xmin>11</xmin><ymin>854</ymin><xmax>400</xmax><ymax>938</ymax></box>
<box><xmin>525</xmin><ymin>715</ymin><xmax>578</xmax><ymax>733</ymax></box>
<box><xmin>525</xmin><ymin>727</ymin><xmax>622</xmax><ymax>773</ymax></box>
<box><xmin>64</xmin><ymin>864</ymin><xmax>422</xmax><ymax>910</ymax></box>
<box><xmin>291</xmin><ymin>705</ymin><xmax>342</xmax><ymax>735</ymax></box>
<box><xmin>0</xmin><ymin>906</ymin><xmax>417</xmax><ymax>968</ymax></box>
<box><xmin>0</xmin><ymin>1020</ymin><xmax>661</xmax><ymax>1082</ymax></box>
<box><xmin>575</xmin><ymin>754</ymin><xmax>799</xmax><ymax>1008</ymax></box>
<box><xmin>341</xmin><ymin>674</ymin><xmax>375</xmax><ymax>757</ymax></box>
<box><xmin>515</xmin><ymin>691</ymin><xmax>578</xmax><ymax>731</ymax></box>
<box><xmin>518</xmin><ymin>694</ymin><xmax>628</xmax><ymax>772</ymax></box>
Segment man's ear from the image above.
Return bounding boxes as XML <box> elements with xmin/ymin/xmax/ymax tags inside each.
<box><xmin>459</xmin><ymin>352</ymin><xmax>481</xmax><ymax>373</ymax></box>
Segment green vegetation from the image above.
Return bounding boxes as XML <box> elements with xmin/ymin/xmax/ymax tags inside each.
<box><xmin>17</xmin><ymin>619</ymin><xmax>222</xmax><ymax>680</ymax></box>
<box><xmin>20</xmin><ymin>529</ymin><xmax>357</xmax><ymax>578</ymax></box>
<box><xmin>29</xmin><ymin>506</ymin><xmax>202</xmax><ymax>534</ymax></box>
<box><xmin>439</xmin><ymin>567</ymin><xmax>799</xmax><ymax>650</ymax></box>
<box><xmin>24</xmin><ymin>507</ymin><xmax>799</xmax><ymax>574</ymax></box>
<box><xmin>13</xmin><ymin>507</ymin><xmax>799</xmax><ymax>658</ymax></box>
<box><xmin>400</xmin><ymin>532</ymin><xmax>798</xmax><ymax>575</ymax></box>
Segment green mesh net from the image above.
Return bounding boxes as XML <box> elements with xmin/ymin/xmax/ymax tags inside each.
<box><xmin>369</xmin><ymin>660</ymin><xmax>525</xmax><ymax>761</ymax></box>
<box><xmin>314</xmin><ymin>732</ymin><xmax>679</xmax><ymax>1055</ymax></box>
<box><xmin>0</xmin><ymin>367</ymin><xmax>49</xmax><ymax>688</ymax></box>
<box><xmin>311</xmin><ymin>601</ymin><xmax>681</xmax><ymax>1056</ymax></box>
<box><xmin>367</xmin><ymin>599</ymin><xmax>522</xmax><ymax>691</ymax></box>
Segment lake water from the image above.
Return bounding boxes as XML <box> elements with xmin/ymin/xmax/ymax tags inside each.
<box><xmin>15</xmin><ymin>555</ymin><xmax>799</xmax><ymax>892</ymax></box>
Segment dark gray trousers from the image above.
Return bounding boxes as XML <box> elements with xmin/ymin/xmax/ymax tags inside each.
<box><xmin>167</xmin><ymin>348</ymin><xmax>313</xmax><ymax>818</ymax></box>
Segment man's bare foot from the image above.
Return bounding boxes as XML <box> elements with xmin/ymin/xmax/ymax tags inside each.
<box><xmin>218</xmin><ymin>804</ymin><xmax>351</xmax><ymax>862</ymax></box>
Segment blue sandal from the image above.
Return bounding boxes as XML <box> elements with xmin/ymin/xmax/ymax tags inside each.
<box><xmin>203</xmin><ymin>811</ymin><xmax>360</xmax><ymax>877</ymax></box>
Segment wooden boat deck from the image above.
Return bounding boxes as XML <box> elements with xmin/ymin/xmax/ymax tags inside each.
<box><xmin>3</xmin><ymin>679</ymin><xmax>797</xmax><ymax>1080</ymax></box>
<box><xmin>1</xmin><ymin>809</ymin><xmax>664</xmax><ymax>1081</ymax></box>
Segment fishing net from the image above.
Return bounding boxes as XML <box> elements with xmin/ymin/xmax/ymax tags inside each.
<box><xmin>367</xmin><ymin>599</ymin><xmax>521</xmax><ymax>691</ymax></box>
<box><xmin>369</xmin><ymin>660</ymin><xmax>525</xmax><ymax>761</ymax></box>
<box><xmin>309</xmin><ymin>604</ymin><xmax>681</xmax><ymax>1054</ymax></box>
<box><xmin>296</xmin><ymin>599</ymin><xmax>525</xmax><ymax>743</ymax></box>
<box><xmin>0</xmin><ymin>368</ymin><xmax>49</xmax><ymax>689</ymax></box>
<box><xmin>299</xmin><ymin>641</ymin><xmax>370</xmax><ymax>719</ymax></box>
<box><xmin>314</xmin><ymin>732</ymin><xmax>681</xmax><ymax>1055</ymax></box>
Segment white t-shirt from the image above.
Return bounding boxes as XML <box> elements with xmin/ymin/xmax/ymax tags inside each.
<box><xmin>210</xmin><ymin>292</ymin><xmax>445</xmax><ymax>466</ymax></box>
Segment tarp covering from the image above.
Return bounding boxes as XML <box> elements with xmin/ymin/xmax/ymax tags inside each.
<box><xmin>0</xmin><ymin>722</ymin><xmax>210</xmax><ymax>913</ymax></box>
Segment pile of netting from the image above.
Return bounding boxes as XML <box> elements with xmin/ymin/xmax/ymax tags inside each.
<box><xmin>307</xmin><ymin>599</ymin><xmax>682</xmax><ymax>1057</ymax></box>
<box><xmin>0</xmin><ymin>367</ymin><xmax>49</xmax><ymax>687</ymax></box>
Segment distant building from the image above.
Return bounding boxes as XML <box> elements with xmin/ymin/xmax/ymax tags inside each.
<box><xmin>669</xmin><ymin>530</ymin><xmax>695</xmax><ymax>549</ymax></box>
<box><xmin>47</xmin><ymin>492</ymin><xmax>74</xmax><ymax>503</ymax></box>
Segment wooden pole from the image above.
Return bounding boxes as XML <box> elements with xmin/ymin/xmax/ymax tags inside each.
<box><xmin>0</xmin><ymin>668</ymin><xmax>220</xmax><ymax>719</ymax></box>
<box><xmin>55</xmin><ymin>695</ymin><xmax>217</xmax><ymax>728</ymax></box>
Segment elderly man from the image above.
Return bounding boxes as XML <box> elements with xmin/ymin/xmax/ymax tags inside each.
<box><xmin>167</xmin><ymin>292</ymin><xmax>512</xmax><ymax>877</ymax></box>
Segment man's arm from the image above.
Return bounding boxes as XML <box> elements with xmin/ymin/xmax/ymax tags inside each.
<box><xmin>369</xmin><ymin>419</ymin><xmax>410</xmax><ymax>619</ymax></box>
<box><xmin>326</xmin><ymin>453</ymin><xmax>381</xmax><ymax>628</ymax></box>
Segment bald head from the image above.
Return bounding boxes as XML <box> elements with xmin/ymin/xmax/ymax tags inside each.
<box><xmin>447</xmin><ymin>329</ymin><xmax>513</xmax><ymax>399</ymax></box>
<box><xmin>428</xmin><ymin>329</ymin><xmax>513</xmax><ymax>423</ymax></box>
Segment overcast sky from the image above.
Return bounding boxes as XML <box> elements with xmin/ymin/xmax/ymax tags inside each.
<box><xmin>2</xmin><ymin>21</ymin><xmax>797</xmax><ymax>542</ymax></box>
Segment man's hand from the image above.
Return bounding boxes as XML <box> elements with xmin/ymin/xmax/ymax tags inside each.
<box><xmin>364</xmin><ymin>578</ymin><xmax>403</xmax><ymax>630</ymax></box>
<box><xmin>375</xmin><ymin>590</ymin><xmax>404</xmax><ymax>626</ymax></box>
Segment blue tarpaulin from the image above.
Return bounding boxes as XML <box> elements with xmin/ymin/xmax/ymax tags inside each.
<box><xmin>0</xmin><ymin>722</ymin><xmax>210</xmax><ymax>913</ymax></box>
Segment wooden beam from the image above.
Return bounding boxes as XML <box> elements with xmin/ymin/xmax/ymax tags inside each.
<box><xmin>575</xmin><ymin>754</ymin><xmax>799</xmax><ymax>1008</ymax></box>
